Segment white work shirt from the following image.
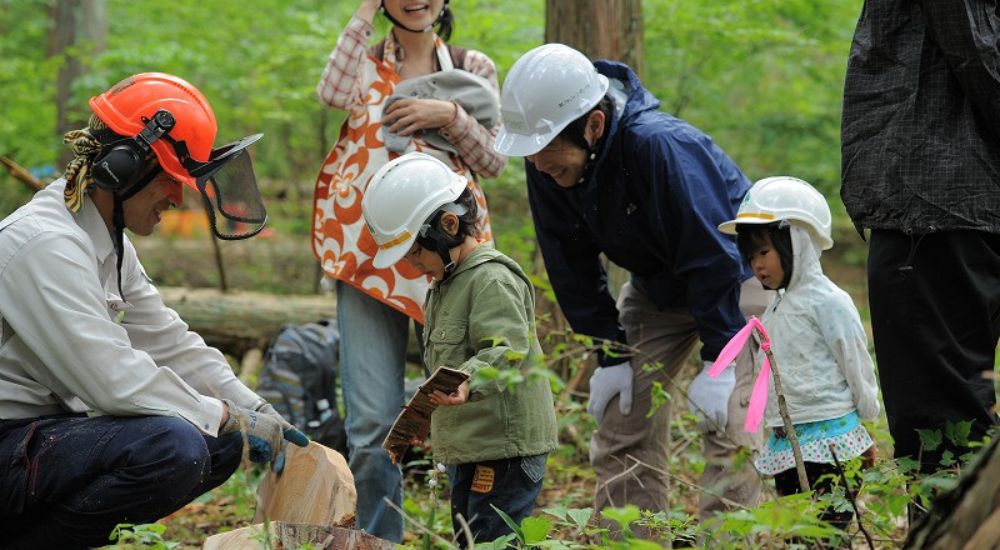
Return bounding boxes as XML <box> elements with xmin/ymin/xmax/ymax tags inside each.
<box><xmin>0</xmin><ymin>180</ymin><xmax>262</xmax><ymax>435</ymax></box>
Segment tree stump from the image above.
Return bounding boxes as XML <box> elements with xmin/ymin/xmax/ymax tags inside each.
<box><xmin>202</xmin><ymin>523</ymin><xmax>394</xmax><ymax>550</ymax></box>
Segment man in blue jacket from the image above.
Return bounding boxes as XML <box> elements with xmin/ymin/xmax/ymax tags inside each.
<box><xmin>494</xmin><ymin>44</ymin><xmax>768</xmax><ymax>524</ymax></box>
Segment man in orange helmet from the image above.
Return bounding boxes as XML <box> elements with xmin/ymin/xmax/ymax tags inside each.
<box><xmin>0</xmin><ymin>73</ymin><xmax>307</xmax><ymax>549</ymax></box>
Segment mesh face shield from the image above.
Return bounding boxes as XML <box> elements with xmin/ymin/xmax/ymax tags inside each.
<box><xmin>182</xmin><ymin>133</ymin><xmax>267</xmax><ymax>240</ymax></box>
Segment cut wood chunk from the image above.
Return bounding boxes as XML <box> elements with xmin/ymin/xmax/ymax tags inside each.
<box><xmin>202</xmin><ymin>522</ymin><xmax>394</xmax><ymax>550</ymax></box>
<box><xmin>254</xmin><ymin>442</ymin><xmax>356</xmax><ymax>528</ymax></box>
<box><xmin>382</xmin><ymin>366</ymin><xmax>469</xmax><ymax>464</ymax></box>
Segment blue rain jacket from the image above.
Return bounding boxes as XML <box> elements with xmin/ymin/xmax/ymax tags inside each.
<box><xmin>526</xmin><ymin>60</ymin><xmax>751</xmax><ymax>363</ymax></box>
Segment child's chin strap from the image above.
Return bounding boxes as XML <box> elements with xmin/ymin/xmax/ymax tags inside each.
<box><xmin>417</xmin><ymin>203</ymin><xmax>468</xmax><ymax>281</ymax></box>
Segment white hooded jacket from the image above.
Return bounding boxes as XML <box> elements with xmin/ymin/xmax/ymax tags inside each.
<box><xmin>760</xmin><ymin>224</ymin><xmax>880</xmax><ymax>427</ymax></box>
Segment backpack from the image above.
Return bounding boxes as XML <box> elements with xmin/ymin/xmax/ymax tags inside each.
<box><xmin>255</xmin><ymin>319</ymin><xmax>348</xmax><ymax>456</ymax></box>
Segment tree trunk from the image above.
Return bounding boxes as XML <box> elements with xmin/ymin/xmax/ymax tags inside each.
<box><xmin>545</xmin><ymin>0</ymin><xmax>644</xmax><ymax>78</ymax></box>
<box><xmin>540</xmin><ymin>0</ymin><xmax>645</xmax><ymax>398</ymax></box>
<box><xmin>50</xmin><ymin>0</ymin><xmax>107</xmax><ymax>167</ymax></box>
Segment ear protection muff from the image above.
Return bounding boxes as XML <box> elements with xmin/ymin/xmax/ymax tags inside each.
<box><xmin>91</xmin><ymin>109</ymin><xmax>176</xmax><ymax>195</ymax></box>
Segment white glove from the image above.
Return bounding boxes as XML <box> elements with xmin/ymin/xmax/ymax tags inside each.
<box><xmin>687</xmin><ymin>360</ymin><xmax>735</xmax><ymax>433</ymax></box>
<box><xmin>587</xmin><ymin>361</ymin><xmax>634</xmax><ymax>424</ymax></box>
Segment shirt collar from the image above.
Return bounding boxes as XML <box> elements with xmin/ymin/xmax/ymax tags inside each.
<box><xmin>76</xmin><ymin>192</ymin><xmax>116</xmax><ymax>265</ymax></box>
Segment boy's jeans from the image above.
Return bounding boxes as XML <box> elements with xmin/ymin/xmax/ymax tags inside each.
<box><xmin>0</xmin><ymin>414</ymin><xmax>242</xmax><ymax>549</ymax></box>
<box><xmin>448</xmin><ymin>454</ymin><xmax>547</xmax><ymax>548</ymax></box>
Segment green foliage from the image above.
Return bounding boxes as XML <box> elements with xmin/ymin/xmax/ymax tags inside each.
<box><xmin>108</xmin><ymin>522</ymin><xmax>179</xmax><ymax>549</ymax></box>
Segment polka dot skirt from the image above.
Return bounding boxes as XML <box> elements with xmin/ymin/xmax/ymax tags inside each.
<box><xmin>755</xmin><ymin>412</ymin><xmax>874</xmax><ymax>476</ymax></box>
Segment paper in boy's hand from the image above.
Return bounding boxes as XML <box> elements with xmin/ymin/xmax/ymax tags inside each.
<box><xmin>382</xmin><ymin>366</ymin><xmax>470</xmax><ymax>464</ymax></box>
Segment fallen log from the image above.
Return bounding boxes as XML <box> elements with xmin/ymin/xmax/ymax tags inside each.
<box><xmin>156</xmin><ymin>286</ymin><xmax>422</xmax><ymax>364</ymax></box>
<box><xmin>157</xmin><ymin>286</ymin><xmax>334</xmax><ymax>359</ymax></box>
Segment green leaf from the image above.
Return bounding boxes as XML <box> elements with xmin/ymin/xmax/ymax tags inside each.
<box><xmin>521</xmin><ymin>516</ymin><xmax>553</xmax><ymax>544</ymax></box>
<box><xmin>567</xmin><ymin>507</ymin><xmax>594</xmax><ymax>532</ymax></box>
<box><xmin>601</xmin><ymin>505</ymin><xmax>641</xmax><ymax>533</ymax></box>
<box><xmin>490</xmin><ymin>504</ymin><xmax>524</xmax><ymax>542</ymax></box>
<box><xmin>945</xmin><ymin>420</ymin><xmax>973</xmax><ymax>446</ymax></box>
<box><xmin>917</xmin><ymin>428</ymin><xmax>943</xmax><ymax>452</ymax></box>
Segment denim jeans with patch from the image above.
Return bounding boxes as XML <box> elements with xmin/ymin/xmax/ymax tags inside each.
<box><xmin>448</xmin><ymin>453</ymin><xmax>547</xmax><ymax>548</ymax></box>
<box><xmin>0</xmin><ymin>414</ymin><xmax>242</xmax><ymax>549</ymax></box>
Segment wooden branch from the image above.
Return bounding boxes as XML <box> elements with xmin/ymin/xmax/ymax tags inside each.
<box><xmin>382</xmin><ymin>366</ymin><xmax>469</xmax><ymax>463</ymax></box>
<box><xmin>829</xmin><ymin>443</ymin><xmax>875</xmax><ymax>548</ymax></box>
<box><xmin>757</xmin><ymin>331</ymin><xmax>810</xmax><ymax>493</ymax></box>
<box><xmin>0</xmin><ymin>156</ymin><xmax>44</xmax><ymax>192</ymax></box>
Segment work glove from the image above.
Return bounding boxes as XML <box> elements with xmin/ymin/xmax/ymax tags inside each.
<box><xmin>687</xmin><ymin>360</ymin><xmax>735</xmax><ymax>433</ymax></box>
<box><xmin>587</xmin><ymin>361</ymin><xmax>634</xmax><ymax>424</ymax></box>
<box><xmin>221</xmin><ymin>399</ymin><xmax>310</xmax><ymax>473</ymax></box>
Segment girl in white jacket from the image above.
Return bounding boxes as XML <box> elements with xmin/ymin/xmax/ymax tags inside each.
<box><xmin>719</xmin><ymin>176</ymin><xmax>880</xmax><ymax>529</ymax></box>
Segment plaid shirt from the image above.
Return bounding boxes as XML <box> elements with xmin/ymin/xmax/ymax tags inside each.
<box><xmin>317</xmin><ymin>16</ymin><xmax>506</xmax><ymax>178</ymax></box>
<box><xmin>840</xmin><ymin>0</ymin><xmax>1000</xmax><ymax>235</ymax></box>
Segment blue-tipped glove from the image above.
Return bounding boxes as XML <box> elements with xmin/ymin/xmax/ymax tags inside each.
<box><xmin>221</xmin><ymin>399</ymin><xmax>309</xmax><ymax>473</ymax></box>
<box><xmin>687</xmin><ymin>360</ymin><xmax>735</xmax><ymax>433</ymax></box>
<box><xmin>586</xmin><ymin>361</ymin><xmax>634</xmax><ymax>424</ymax></box>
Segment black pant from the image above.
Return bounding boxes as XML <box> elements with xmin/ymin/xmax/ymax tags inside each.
<box><xmin>868</xmin><ymin>230</ymin><xmax>999</xmax><ymax>472</ymax></box>
<box><xmin>774</xmin><ymin>462</ymin><xmax>854</xmax><ymax>530</ymax></box>
<box><xmin>0</xmin><ymin>414</ymin><xmax>242</xmax><ymax>549</ymax></box>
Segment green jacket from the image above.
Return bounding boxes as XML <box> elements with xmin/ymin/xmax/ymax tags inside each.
<box><xmin>424</xmin><ymin>243</ymin><xmax>559</xmax><ymax>464</ymax></box>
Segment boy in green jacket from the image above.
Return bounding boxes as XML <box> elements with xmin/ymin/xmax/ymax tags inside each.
<box><xmin>361</xmin><ymin>152</ymin><xmax>559</xmax><ymax>546</ymax></box>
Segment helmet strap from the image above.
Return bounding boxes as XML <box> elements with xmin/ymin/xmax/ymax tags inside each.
<box><xmin>417</xmin><ymin>204</ymin><xmax>467</xmax><ymax>280</ymax></box>
<box><xmin>381</xmin><ymin>0</ymin><xmax>447</xmax><ymax>34</ymax></box>
<box><xmin>111</xmin><ymin>194</ymin><xmax>128</xmax><ymax>303</ymax></box>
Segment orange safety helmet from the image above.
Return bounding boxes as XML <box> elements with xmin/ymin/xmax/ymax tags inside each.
<box><xmin>89</xmin><ymin>72</ymin><xmax>266</xmax><ymax>242</ymax></box>
<box><xmin>89</xmin><ymin>72</ymin><xmax>216</xmax><ymax>190</ymax></box>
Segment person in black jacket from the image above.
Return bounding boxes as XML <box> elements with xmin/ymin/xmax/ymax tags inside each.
<box><xmin>841</xmin><ymin>0</ymin><xmax>1000</xmax><ymax>476</ymax></box>
<box><xmin>494</xmin><ymin>43</ymin><xmax>770</xmax><ymax>526</ymax></box>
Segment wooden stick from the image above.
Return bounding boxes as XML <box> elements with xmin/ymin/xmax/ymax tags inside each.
<box><xmin>756</xmin><ymin>328</ymin><xmax>810</xmax><ymax>492</ymax></box>
<box><xmin>829</xmin><ymin>443</ymin><xmax>875</xmax><ymax>548</ymax></box>
<box><xmin>0</xmin><ymin>156</ymin><xmax>44</xmax><ymax>192</ymax></box>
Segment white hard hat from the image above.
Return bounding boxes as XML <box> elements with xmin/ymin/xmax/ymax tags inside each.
<box><xmin>362</xmin><ymin>153</ymin><xmax>468</xmax><ymax>269</ymax></box>
<box><xmin>718</xmin><ymin>176</ymin><xmax>834</xmax><ymax>250</ymax></box>
<box><xmin>493</xmin><ymin>43</ymin><xmax>610</xmax><ymax>157</ymax></box>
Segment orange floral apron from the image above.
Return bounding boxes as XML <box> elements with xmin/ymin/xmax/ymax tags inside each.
<box><xmin>312</xmin><ymin>35</ymin><xmax>491</xmax><ymax>324</ymax></box>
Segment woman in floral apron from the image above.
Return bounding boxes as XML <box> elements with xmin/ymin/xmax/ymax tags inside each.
<box><xmin>312</xmin><ymin>0</ymin><xmax>505</xmax><ymax>541</ymax></box>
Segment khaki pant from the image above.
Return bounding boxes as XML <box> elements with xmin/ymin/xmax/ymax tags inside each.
<box><xmin>590</xmin><ymin>278</ymin><xmax>769</xmax><ymax>522</ymax></box>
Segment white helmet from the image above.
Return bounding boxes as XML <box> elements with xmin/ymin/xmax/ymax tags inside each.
<box><xmin>718</xmin><ymin>176</ymin><xmax>834</xmax><ymax>250</ymax></box>
<box><xmin>493</xmin><ymin>43</ymin><xmax>610</xmax><ymax>157</ymax></box>
<box><xmin>362</xmin><ymin>152</ymin><xmax>468</xmax><ymax>269</ymax></box>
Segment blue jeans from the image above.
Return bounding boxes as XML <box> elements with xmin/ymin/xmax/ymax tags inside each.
<box><xmin>0</xmin><ymin>414</ymin><xmax>242</xmax><ymax>549</ymax></box>
<box><xmin>337</xmin><ymin>282</ymin><xmax>415</xmax><ymax>542</ymax></box>
<box><xmin>449</xmin><ymin>454</ymin><xmax>547</xmax><ymax>548</ymax></box>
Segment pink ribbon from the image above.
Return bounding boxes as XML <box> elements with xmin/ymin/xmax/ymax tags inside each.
<box><xmin>709</xmin><ymin>316</ymin><xmax>771</xmax><ymax>433</ymax></box>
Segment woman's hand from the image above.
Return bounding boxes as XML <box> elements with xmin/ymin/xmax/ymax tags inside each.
<box><xmin>356</xmin><ymin>0</ymin><xmax>381</xmax><ymax>22</ymax></box>
<box><xmin>861</xmin><ymin>445</ymin><xmax>877</xmax><ymax>469</ymax></box>
<box><xmin>384</xmin><ymin>98</ymin><xmax>457</xmax><ymax>135</ymax></box>
<box><xmin>429</xmin><ymin>380</ymin><xmax>469</xmax><ymax>407</ymax></box>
